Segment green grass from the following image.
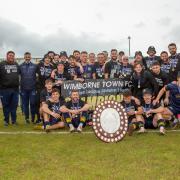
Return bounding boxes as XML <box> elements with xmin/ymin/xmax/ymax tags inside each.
<box><xmin>0</xmin><ymin>109</ymin><xmax>180</xmax><ymax>180</ymax></box>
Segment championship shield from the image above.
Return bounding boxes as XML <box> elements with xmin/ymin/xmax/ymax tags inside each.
<box><xmin>92</xmin><ymin>101</ymin><xmax>128</xmax><ymax>143</ymax></box>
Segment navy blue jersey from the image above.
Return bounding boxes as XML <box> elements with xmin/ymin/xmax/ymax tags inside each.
<box><xmin>104</xmin><ymin>60</ymin><xmax>120</xmax><ymax>78</ymax></box>
<box><xmin>141</xmin><ymin>101</ymin><xmax>160</xmax><ymax>118</ymax></box>
<box><xmin>37</xmin><ymin>63</ymin><xmax>53</xmax><ymax>89</ymax></box>
<box><xmin>54</xmin><ymin>71</ymin><xmax>71</xmax><ymax>82</ymax></box>
<box><xmin>93</xmin><ymin>62</ymin><xmax>104</xmax><ymax>79</ymax></box>
<box><xmin>38</xmin><ymin>63</ymin><xmax>53</xmax><ymax>79</ymax></box>
<box><xmin>65</xmin><ymin>99</ymin><xmax>85</xmax><ymax>110</ymax></box>
<box><xmin>141</xmin><ymin>102</ymin><xmax>160</xmax><ymax>112</ymax></box>
<box><xmin>52</xmin><ymin>71</ymin><xmax>71</xmax><ymax>93</ymax></box>
<box><xmin>169</xmin><ymin>54</ymin><xmax>180</xmax><ymax>81</ymax></box>
<box><xmin>144</xmin><ymin>56</ymin><xmax>161</xmax><ymax>70</ymax></box>
<box><xmin>46</xmin><ymin>99</ymin><xmax>65</xmax><ymax>119</ymax></box>
<box><xmin>169</xmin><ymin>54</ymin><xmax>180</xmax><ymax>71</ymax></box>
<box><xmin>121</xmin><ymin>100</ymin><xmax>139</xmax><ymax>113</ymax></box>
<box><xmin>166</xmin><ymin>83</ymin><xmax>180</xmax><ymax>110</ymax></box>
<box><xmin>118</xmin><ymin>64</ymin><xmax>133</xmax><ymax>79</ymax></box>
<box><xmin>40</xmin><ymin>89</ymin><xmax>52</xmax><ymax>103</ymax></box>
<box><xmin>81</xmin><ymin>64</ymin><xmax>94</xmax><ymax>79</ymax></box>
<box><xmin>74</xmin><ymin>66</ymin><xmax>83</xmax><ymax>78</ymax></box>
<box><xmin>160</xmin><ymin>62</ymin><xmax>172</xmax><ymax>75</ymax></box>
<box><xmin>67</xmin><ymin>66</ymin><xmax>79</xmax><ymax>79</ymax></box>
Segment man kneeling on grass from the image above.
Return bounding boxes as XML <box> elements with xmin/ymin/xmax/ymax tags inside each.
<box><xmin>40</xmin><ymin>88</ymin><xmax>65</xmax><ymax>132</ymax></box>
<box><xmin>60</xmin><ymin>90</ymin><xmax>90</xmax><ymax>133</ymax></box>
<box><xmin>141</xmin><ymin>89</ymin><xmax>166</xmax><ymax>135</ymax></box>
<box><xmin>154</xmin><ymin>72</ymin><xmax>180</xmax><ymax>129</ymax></box>
<box><xmin>121</xmin><ymin>89</ymin><xmax>144</xmax><ymax>136</ymax></box>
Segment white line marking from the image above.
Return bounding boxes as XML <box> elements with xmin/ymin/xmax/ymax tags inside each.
<box><xmin>0</xmin><ymin>131</ymin><xmax>94</xmax><ymax>135</ymax></box>
<box><xmin>0</xmin><ymin>130</ymin><xmax>179</xmax><ymax>135</ymax></box>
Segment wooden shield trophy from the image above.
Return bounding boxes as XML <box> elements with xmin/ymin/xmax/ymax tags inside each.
<box><xmin>92</xmin><ymin>100</ymin><xmax>128</xmax><ymax>143</ymax></box>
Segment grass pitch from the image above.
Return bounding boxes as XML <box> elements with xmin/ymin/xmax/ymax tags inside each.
<box><xmin>0</xmin><ymin>110</ymin><xmax>180</xmax><ymax>180</ymax></box>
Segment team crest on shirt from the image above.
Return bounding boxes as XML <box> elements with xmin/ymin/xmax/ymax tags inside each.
<box><xmin>155</xmin><ymin>78</ymin><xmax>163</xmax><ymax>87</ymax></box>
<box><xmin>121</xmin><ymin>67</ymin><xmax>132</xmax><ymax>76</ymax></box>
<box><xmin>52</xmin><ymin>103</ymin><xmax>61</xmax><ymax>113</ymax></box>
<box><xmin>161</xmin><ymin>64</ymin><xmax>171</xmax><ymax>74</ymax></box>
<box><xmin>5</xmin><ymin>65</ymin><xmax>17</xmax><ymax>73</ymax></box>
<box><xmin>40</xmin><ymin>67</ymin><xmax>52</xmax><ymax>77</ymax></box>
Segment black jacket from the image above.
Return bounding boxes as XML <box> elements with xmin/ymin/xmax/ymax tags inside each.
<box><xmin>0</xmin><ymin>61</ymin><xmax>19</xmax><ymax>89</ymax></box>
<box><xmin>131</xmin><ymin>70</ymin><xmax>159</xmax><ymax>99</ymax></box>
<box><xmin>151</xmin><ymin>71</ymin><xmax>169</xmax><ymax>91</ymax></box>
<box><xmin>20</xmin><ymin>61</ymin><xmax>38</xmax><ymax>90</ymax></box>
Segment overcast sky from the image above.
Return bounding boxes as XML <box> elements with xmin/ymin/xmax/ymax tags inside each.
<box><xmin>0</xmin><ymin>0</ymin><xmax>180</xmax><ymax>57</ymax></box>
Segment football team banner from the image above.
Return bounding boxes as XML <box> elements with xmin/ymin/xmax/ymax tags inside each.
<box><xmin>61</xmin><ymin>79</ymin><xmax>132</xmax><ymax>110</ymax></box>
<box><xmin>61</xmin><ymin>78</ymin><xmax>132</xmax><ymax>97</ymax></box>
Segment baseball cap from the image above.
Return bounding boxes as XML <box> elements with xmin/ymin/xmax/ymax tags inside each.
<box><xmin>60</xmin><ymin>51</ymin><xmax>68</xmax><ymax>57</ymax></box>
<box><xmin>147</xmin><ymin>46</ymin><xmax>156</xmax><ymax>53</ymax></box>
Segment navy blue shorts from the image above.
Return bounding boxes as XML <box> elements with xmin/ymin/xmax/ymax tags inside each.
<box><xmin>168</xmin><ymin>106</ymin><xmax>180</xmax><ymax>116</ymax></box>
<box><xmin>143</xmin><ymin>116</ymin><xmax>156</xmax><ymax>129</ymax></box>
<box><xmin>128</xmin><ymin>115</ymin><xmax>136</xmax><ymax>124</ymax></box>
<box><xmin>49</xmin><ymin>118</ymin><xmax>60</xmax><ymax>126</ymax></box>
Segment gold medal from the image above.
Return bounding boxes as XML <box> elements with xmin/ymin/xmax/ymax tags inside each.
<box><xmin>138</xmin><ymin>80</ymin><xmax>141</xmax><ymax>88</ymax></box>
